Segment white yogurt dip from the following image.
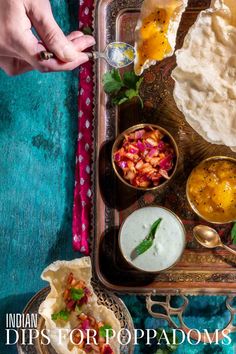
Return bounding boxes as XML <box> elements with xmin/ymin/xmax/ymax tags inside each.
<box><xmin>119</xmin><ymin>207</ymin><xmax>186</xmax><ymax>272</ymax></box>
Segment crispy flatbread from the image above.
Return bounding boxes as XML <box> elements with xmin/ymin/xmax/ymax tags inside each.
<box><xmin>134</xmin><ymin>0</ymin><xmax>188</xmax><ymax>75</ymax></box>
<box><xmin>172</xmin><ymin>0</ymin><xmax>236</xmax><ymax>151</ymax></box>
<box><xmin>39</xmin><ymin>258</ymin><xmax>121</xmax><ymax>354</ymax></box>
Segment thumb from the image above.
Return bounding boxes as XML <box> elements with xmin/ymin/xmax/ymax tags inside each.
<box><xmin>27</xmin><ymin>1</ymin><xmax>79</xmax><ymax>62</ymax></box>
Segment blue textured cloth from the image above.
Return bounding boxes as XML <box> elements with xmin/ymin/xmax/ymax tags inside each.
<box><xmin>0</xmin><ymin>1</ymin><xmax>235</xmax><ymax>354</ymax></box>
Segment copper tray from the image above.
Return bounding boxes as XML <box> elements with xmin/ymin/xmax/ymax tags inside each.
<box><xmin>92</xmin><ymin>0</ymin><xmax>236</xmax><ymax>295</ymax></box>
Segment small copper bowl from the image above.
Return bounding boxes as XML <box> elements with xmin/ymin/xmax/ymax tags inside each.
<box><xmin>111</xmin><ymin>124</ymin><xmax>179</xmax><ymax>191</ymax></box>
<box><xmin>186</xmin><ymin>156</ymin><xmax>236</xmax><ymax>224</ymax></box>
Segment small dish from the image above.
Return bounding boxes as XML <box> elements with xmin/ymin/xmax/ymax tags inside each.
<box><xmin>111</xmin><ymin>124</ymin><xmax>179</xmax><ymax>191</ymax></box>
<box><xmin>17</xmin><ymin>283</ymin><xmax>135</xmax><ymax>354</ymax></box>
<box><xmin>118</xmin><ymin>206</ymin><xmax>186</xmax><ymax>273</ymax></box>
<box><xmin>186</xmin><ymin>156</ymin><xmax>236</xmax><ymax>224</ymax></box>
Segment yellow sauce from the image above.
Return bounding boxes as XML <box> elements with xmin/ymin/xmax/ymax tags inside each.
<box><xmin>188</xmin><ymin>159</ymin><xmax>236</xmax><ymax>223</ymax></box>
<box><xmin>136</xmin><ymin>8</ymin><xmax>174</xmax><ymax>70</ymax></box>
<box><xmin>123</xmin><ymin>48</ymin><xmax>135</xmax><ymax>61</ymax></box>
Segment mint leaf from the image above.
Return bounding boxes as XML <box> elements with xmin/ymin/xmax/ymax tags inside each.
<box><xmin>231</xmin><ymin>223</ymin><xmax>236</xmax><ymax>245</ymax></box>
<box><xmin>51</xmin><ymin>309</ymin><xmax>70</xmax><ymax>321</ymax></box>
<box><xmin>70</xmin><ymin>288</ymin><xmax>84</xmax><ymax>301</ymax></box>
<box><xmin>99</xmin><ymin>324</ymin><xmax>113</xmax><ymax>338</ymax></box>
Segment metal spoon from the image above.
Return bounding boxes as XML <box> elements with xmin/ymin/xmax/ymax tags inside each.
<box><xmin>39</xmin><ymin>42</ymin><xmax>136</xmax><ymax>69</ymax></box>
<box><xmin>193</xmin><ymin>225</ymin><xmax>236</xmax><ymax>255</ymax></box>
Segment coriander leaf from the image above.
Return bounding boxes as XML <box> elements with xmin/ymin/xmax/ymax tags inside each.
<box><xmin>123</xmin><ymin>71</ymin><xmax>140</xmax><ymax>89</ymax></box>
<box><xmin>131</xmin><ymin>218</ymin><xmax>162</xmax><ymax>259</ymax></box>
<box><xmin>51</xmin><ymin>309</ymin><xmax>70</xmax><ymax>321</ymax></box>
<box><xmin>116</xmin><ymin>97</ymin><xmax>129</xmax><ymax>105</ymax></box>
<box><xmin>99</xmin><ymin>324</ymin><xmax>113</xmax><ymax>338</ymax></box>
<box><xmin>125</xmin><ymin>89</ymin><xmax>138</xmax><ymax>100</ymax></box>
<box><xmin>75</xmin><ymin>305</ymin><xmax>82</xmax><ymax>314</ymax></box>
<box><xmin>102</xmin><ymin>69</ymin><xmax>144</xmax><ymax>107</ymax></box>
<box><xmin>136</xmin><ymin>77</ymin><xmax>144</xmax><ymax>91</ymax></box>
<box><xmin>231</xmin><ymin>223</ymin><xmax>236</xmax><ymax>245</ymax></box>
<box><xmin>70</xmin><ymin>288</ymin><xmax>84</xmax><ymax>301</ymax></box>
<box><xmin>103</xmin><ymin>69</ymin><xmax>124</xmax><ymax>94</ymax></box>
<box><xmin>137</xmin><ymin>95</ymin><xmax>144</xmax><ymax>109</ymax></box>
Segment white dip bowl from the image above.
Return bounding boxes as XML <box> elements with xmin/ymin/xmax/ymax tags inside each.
<box><xmin>119</xmin><ymin>206</ymin><xmax>186</xmax><ymax>273</ymax></box>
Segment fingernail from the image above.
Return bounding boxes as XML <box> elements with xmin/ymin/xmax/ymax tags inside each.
<box><xmin>62</xmin><ymin>43</ymin><xmax>77</xmax><ymax>61</ymax></box>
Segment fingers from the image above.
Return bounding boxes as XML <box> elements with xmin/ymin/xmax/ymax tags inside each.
<box><xmin>71</xmin><ymin>35</ymin><xmax>95</xmax><ymax>52</ymax></box>
<box><xmin>27</xmin><ymin>0</ymin><xmax>95</xmax><ymax>62</ymax></box>
<box><xmin>31</xmin><ymin>35</ymin><xmax>94</xmax><ymax>73</ymax></box>
<box><xmin>0</xmin><ymin>0</ymin><xmax>95</xmax><ymax>75</ymax></box>
<box><xmin>67</xmin><ymin>31</ymin><xmax>84</xmax><ymax>41</ymax></box>
<box><xmin>0</xmin><ymin>56</ymin><xmax>33</xmax><ymax>76</ymax></box>
<box><xmin>37</xmin><ymin>56</ymin><xmax>89</xmax><ymax>72</ymax></box>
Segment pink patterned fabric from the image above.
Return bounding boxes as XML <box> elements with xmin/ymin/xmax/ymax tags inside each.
<box><xmin>73</xmin><ymin>0</ymin><xmax>94</xmax><ymax>255</ymax></box>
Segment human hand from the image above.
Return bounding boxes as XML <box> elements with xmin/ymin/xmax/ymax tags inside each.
<box><xmin>0</xmin><ymin>0</ymin><xmax>95</xmax><ymax>75</ymax></box>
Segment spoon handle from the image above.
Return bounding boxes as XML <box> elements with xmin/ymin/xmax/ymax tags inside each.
<box><xmin>222</xmin><ymin>244</ymin><xmax>236</xmax><ymax>256</ymax></box>
<box><xmin>39</xmin><ymin>51</ymin><xmax>98</xmax><ymax>61</ymax></box>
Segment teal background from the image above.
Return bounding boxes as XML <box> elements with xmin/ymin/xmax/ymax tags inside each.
<box><xmin>0</xmin><ymin>1</ymin><xmax>236</xmax><ymax>353</ymax></box>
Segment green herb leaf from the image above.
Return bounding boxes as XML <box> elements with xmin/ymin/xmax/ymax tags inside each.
<box><xmin>132</xmin><ymin>218</ymin><xmax>162</xmax><ymax>258</ymax></box>
<box><xmin>75</xmin><ymin>305</ymin><xmax>82</xmax><ymax>314</ymax></box>
<box><xmin>134</xmin><ymin>238</ymin><xmax>154</xmax><ymax>257</ymax></box>
<box><xmin>123</xmin><ymin>71</ymin><xmax>140</xmax><ymax>89</ymax></box>
<box><xmin>99</xmin><ymin>324</ymin><xmax>113</xmax><ymax>338</ymax></box>
<box><xmin>125</xmin><ymin>88</ymin><xmax>138</xmax><ymax>100</ymax></box>
<box><xmin>136</xmin><ymin>77</ymin><xmax>144</xmax><ymax>91</ymax></box>
<box><xmin>51</xmin><ymin>309</ymin><xmax>70</xmax><ymax>321</ymax></box>
<box><xmin>103</xmin><ymin>69</ymin><xmax>124</xmax><ymax>94</ymax></box>
<box><xmin>70</xmin><ymin>288</ymin><xmax>85</xmax><ymax>301</ymax></box>
<box><xmin>102</xmin><ymin>69</ymin><xmax>143</xmax><ymax>107</ymax></box>
<box><xmin>116</xmin><ymin>97</ymin><xmax>129</xmax><ymax>105</ymax></box>
<box><xmin>231</xmin><ymin>223</ymin><xmax>236</xmax><ymax>245</ymax></box>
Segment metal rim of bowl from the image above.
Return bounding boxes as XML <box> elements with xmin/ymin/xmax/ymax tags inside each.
<box><xmin>111</xmin><ymin>123</ymin><xmax>179</xmax><ymax>191</ymax></box>
<box><xmin>186</xmin><ymin>156</ymin><xmax>236</xmax><ymax>225</ymax></box>
<box><xmin>118</xmin><ymin>205</ymin><xmax>187</xmax><ymax>274</ymax></box>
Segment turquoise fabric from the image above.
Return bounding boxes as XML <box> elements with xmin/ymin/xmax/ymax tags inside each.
<box><xmin>0</xmin><ymin>1</ymin><xmax>235</xmax><ymax>353</ymax></box>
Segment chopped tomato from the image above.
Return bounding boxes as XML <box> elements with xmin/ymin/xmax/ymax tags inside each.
<box><xmin>114</xmin><ymin>127</ymin><xmax>175</xmax><ymax>188</ymax></box>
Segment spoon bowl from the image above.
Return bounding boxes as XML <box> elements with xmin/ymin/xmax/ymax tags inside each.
<box><xmin>193</xmin><ymin>225</ymin><xmax>236</xmax><ymax>256</ymax></box>
<box><xmin>193</xmin><ymin>225</ymin><xmax>222</xmax><ymax>248</ymax></box>
<box><xmin>105</xmin><ymin>42</ymin><xmax>136</xmax><ymax>68</ymax></box>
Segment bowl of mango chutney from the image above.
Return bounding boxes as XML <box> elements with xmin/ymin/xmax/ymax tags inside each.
<box><xmin>186</xmin><ymin>156</ymin><xmax>236</xmax><ymax>224</ymax></box>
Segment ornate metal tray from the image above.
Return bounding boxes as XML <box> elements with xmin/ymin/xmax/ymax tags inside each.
<box><xmin>92</xmin><ymin>0</ymin><xmax>236</xmax><ymax>295</ymax></box>
<box><xmin>17</xmin><ymin>282</ymin><xmax>134</xmax><ymax>354</ymax></box>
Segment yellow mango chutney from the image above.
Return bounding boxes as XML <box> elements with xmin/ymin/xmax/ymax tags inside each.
<box><xmin>136</xmin><ymin>8</ymin><xmax>173</xmax><ymax>70</ymax></box>
<box><xmin>187</xmin><ymin>158</ymin><xmax>236</xmax><ymax>223</ymax></box>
